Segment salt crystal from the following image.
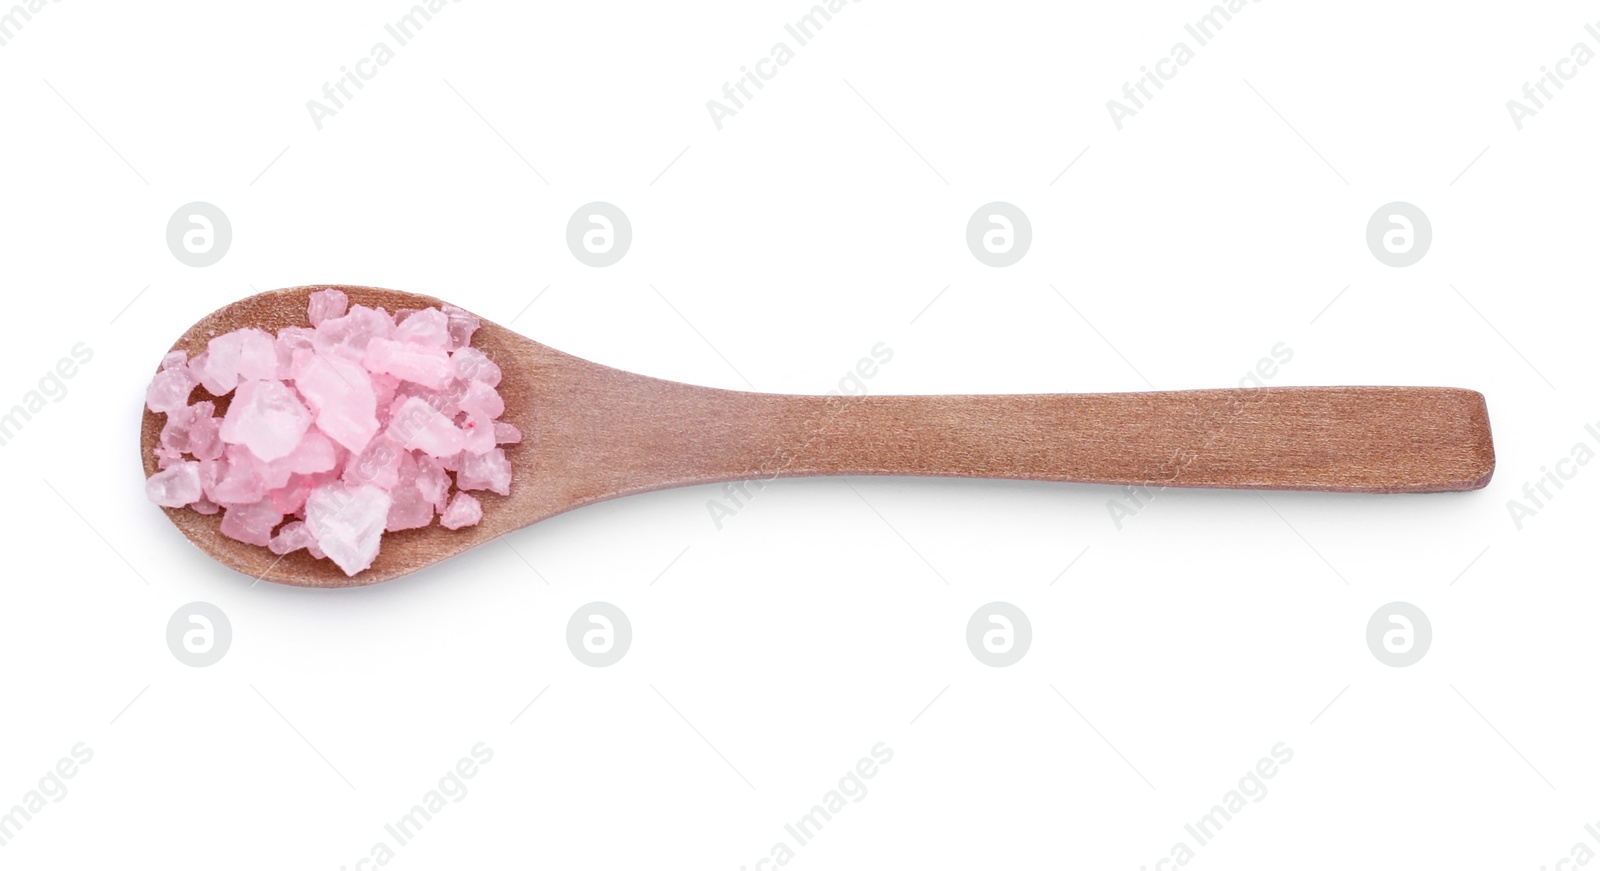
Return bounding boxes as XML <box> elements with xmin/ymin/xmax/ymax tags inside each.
<box><xmin>154</xmin><ymin>446</ymin><xmax>185</xmax><ymax>469</ymax></box>
<box><xmin>385</xmin><ymin>452</ymin><xmax>435</xmax><ymax>531</ymax></box>
<box><xmin>291</xmin><ymin>348</ymin><xmax>379</xmax><ymax>454</ymax></box>
<box><xmin>449</xmin><ymin>347</ymin><xmax>501</xmax><ymax>386</ymax></box>
<box><xmin>393</xmin><ymin>308</ymin><xmax>450</xmax><ymax>348</ymax></box>
<box><xmin>274</xmin><ymin>427</ymin><xmax>339</xmax><ymax>476</ymax></box>
<box><xmin>414</xmin><ymin>455</ymin><xmax>451</xmax><ymax>510</ymax></box>
<box><xmin>194</xmin><ymin>330</ymin><xmax>248</xmax><ymax>395</ymax></box>
<box><xmin>258</xmin><ymin>452</ymin><xmax>295</xmax><ymax>492</ymax></box>
<box><xmin>235</xmin><ymin>329</ymin><xmax>277</xmax><ymax>381</ymax></box>
<box><xmin>305</xmin><ymin>482</ymin><xmax>391</xmax><ymax>576</ymax></box>
<box><xmin>269</xmin><ymin>473</ymin><xmax>325</xmax><ymax>515</ymax></box>
<box><xmin>190</xmin><ymin>496</ymin><xmax>221</xmax><ymax>515</ymax></box>
<box><xmin>493</xmin><ymin>421</ymin><xmax>522</xmax><ymax>444</ymax></box>
<box><xmin>370</xmin><ymin>373</ymin><xmax>400</xmax><ymax>425</ymax></box>
<box><xmin>458</xmin><ymin>379</ymin><xmax>504</xmax><ymax>420</ymax></box>
<box><xmin>344</xmin><ymin>435</ymin><xmax>404</xmax><ymax>490</ymax></box>
<box><xmin>442</xmin><ymin>305</ymin><xmax>480</xmax><ymax>350</ymax></box>
<box><xmin>160</xmin><ymin>350</ymin><xmax>188</xmax><ymax>371</ymax></box>
<box><xmin>385</xmin><ymin>396</ymin><xmax>464</xmax><ymax>458</ymax></box>
<box><xmin>362</xmin><ymin>338</ymin><xmax>453</xmax><ymax>390</ymax></box>
<box><xmin>159</xmin><ymin>401</ymin><xmax>210</xmax><ymax>454</ymax></box>
<box><xmin>268</xmin><ymin>520</ymin><xmax>319</xmax><ymax>556</ymax></box>
<box><xmin>456</xmin><ymin>448</ymin><xmax>511</xmax><ymax>495</ymax></box>
<box><xmin>314</xmin><ymin>304</ymin><xmax>393</xmax><ymax>361</ymax></box>
<box><xmin>189</xmin><ymin>414</ymin><xmax>223</xmax><ymax>460</ymax></box>
<box><xmin>146</xmin><ymin>461</ymin><xmax>202</xmax><ymax>507</ymax></box>
<box><xmin>439</xmin><ymin>492</ymin><xmax>483</xmax><ymax>530</ymax></box>
<box><xmin>219</xmin><ymin>379</ymin><xmax>313</xmax><ymax>462</ymax></box>
<box><xmin>459</xmin><ymin>415</ymin><xmax>496</xmax><ymax>456</ymax></box>
<box><xmin>219</xmin><ymin>499</ymin><xmax>284</xmax><ymax>547</ymax></box>
<box><xmin>201</xmin><ymin>447</ymin><xmax>268</xmax><ymax>505</ymax></box>
<box><xmin>395</xmin><ymin>380</ymin><xmax>459</xmax><ymax>419</ymax></box>
<box><xmin>307</xmin><ymin>288</ymin><xmax>349</xmax><ymax>326</ymax></box>
<box><xmin>146</xmin><ymin>365</ymin><xmax>195</xmax><ymax>414</ymax></box>
<box><xmin>274</xmin><ymin>327</ymin><xmax>315</xmax><ymax>379</ymax></box>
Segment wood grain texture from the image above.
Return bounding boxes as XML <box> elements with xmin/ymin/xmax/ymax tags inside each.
<box><xmin>142</xmin><ymin>285</ymin><xmax>1496</xmax><ymax>587</ymax></box>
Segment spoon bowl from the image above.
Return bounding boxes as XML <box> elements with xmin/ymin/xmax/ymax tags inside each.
<box><xmin>144</xmin><ymin>285</ymin><xmax>1496</xmax><ymax>587</ymax></box>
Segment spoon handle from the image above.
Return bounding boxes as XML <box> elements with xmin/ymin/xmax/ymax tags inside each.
<box><xmin>560</xmin><ymin>383</ymin><xmax>1493</xmax><ymax>496</ymax></box>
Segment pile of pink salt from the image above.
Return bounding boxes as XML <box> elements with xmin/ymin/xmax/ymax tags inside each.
<box><xmin>144</xmin><ymin>288</ymin><xmax>519</xmax><ymax>576</ymax></box>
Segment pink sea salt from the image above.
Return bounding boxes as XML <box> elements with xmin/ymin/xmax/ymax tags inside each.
<box><xmin>306</xmin><ymin>288</ymin><xmax>348</xmax><ymax>326</ymax></box>
<box><xmin>450</xmin><ymin>346</ymin><xmax>501</xmax><ymax>386</ymax></box>
<box><xmin>314</xmin><ymin>304</ymin><xmax>394</xmax><ymax>362</ymax></box>
<box><xmin>191</xmin><ymin>496</ymin><xmax>221</xmax><ymax>516</ymax></box>
<box><xmin>274</xmin><ymin>327</ymin><xmax>315</xmax><ymax>379</ymax></box>
<box><xmin>493</xmin><ymin>421</ymin><xmax>522</xmax><ymax>444</ymax></box>
<box><xmin>268</xmin><ymin>520</ymin><xmax>324</xmax><ymax>559</ymax></box>
<box><xmin>146</xmin><ymin>461</ymin><xmax>202</xmax><ymax>507</ymax></box>
<box><xmin>219</xmin><ymin>379</ymin><xmax>313</xmax><ymax>462</ymax></box>
<box><xmin>144</xmin><ymin>292</ymin><xmax>516</xmax><ymax>577</ymax></box>
<box><xmin>385</xmin><ymin>453</ymin><xmax>434</xmax><ymax>532</ymax></box>
<box><xmin>363</xmin><ymin>338</ymin><xmax>453</xmax><ymax>390</ymax></box>
<box><xmin>192</xmin><ymin>328</ymin><xmax>275</xmax><ymax>396</ymax></box>
<box><xmin>439</xmin><ymin>492</ymin><xmax>482</xmax><ymax>530</ymax></box>
<box><xmin>305</xmin><ymin>482</ymin><xmax>391</xmax><ymax>575</ymax></box>
<box><xmin>219</xmin><ymin>500</ymin><xmax>283</xmax><ymax>547</ymax></box>
<box><xmin>344</xmin><ymin>435</ymin><xmax>404</xmax><ymax>490</ymax></box>
<box><xmin>159</xmin><ymin>401</ymin><xmax>211</xmax><ymax>455</ymax></box>
<box><xmin>456</xmin><ymin>448</ymin><xmax>511</xmax><ymax>496</ymax></box>
<box><xmin>235</xmin><ymin>329</ymin><xmax>277</xmax><ymax>381</ymax></box>
<box><xmin>385</xmin><ymin>395</ymin><xmax>464</xmax><ymax>458</ymax></box>
<box><xmin>290</xmin><ymin>349</ymin><xmax>379</xmax><ymax>454</ymax></box>
<box><xmin>442</xmin><ymin>305</ymin><xmax>480</xmax><ymax>350</ymax></box>
<box><xmin>458</xmin><ymin>415</ymin><xmax>495</xmax><ymax>457</ymax></box>
<box><xmin>188</xmin><ymin>413</ymin><xmax>223</xmax><ymax>461</ymax></box>
<box><xmin>271</xmin><ymin>428</ymin><xmax>338</xmax><ymax>478</ymax></box>
<box><xmin>393</xmin><ymin>308</ymin><xmax>450</xmax><ymax>347</ymax></box>
<box><xmin>146</xmin><ymin>365</ymin><xmax>195</xmax><ymax>414</ymax></box>
<box><xmin>414</xmin><ymin>455</ymin><xmax>450</xmax><ymax>510</ymax></box>
<box><xmin>202</xmin><ymin>446</ymin><xmax>268</xmax><ymax>505</ymax></box>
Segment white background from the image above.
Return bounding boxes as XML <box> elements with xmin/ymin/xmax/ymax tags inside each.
<box><xmin>2</xmin><ymin>1</ymin><xmax>1598</xmax><ymax>868</ymax></box>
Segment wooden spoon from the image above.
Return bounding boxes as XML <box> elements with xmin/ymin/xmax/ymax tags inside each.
<box><xmin>142</xmin><ymin>285</ymin><xmax>1496</xmax><ymax>587</ymax></box>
